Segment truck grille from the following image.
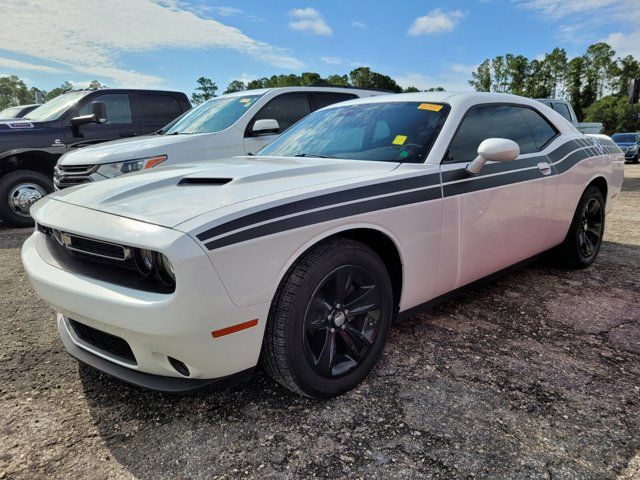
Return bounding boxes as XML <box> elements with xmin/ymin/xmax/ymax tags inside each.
<box><xmin>44</xmin><ymin>226</ymin><xmax>131</xmax><ymax>262</ymax></box>
<box><xmin>69</xmin><ymin>319</ymin><xmax>136</xmax><ymax>364</ymax></box>
<box><xmin>54</xmin><ymin>164</ymin><xmax>98</xmax><ymax>189</ymax></box>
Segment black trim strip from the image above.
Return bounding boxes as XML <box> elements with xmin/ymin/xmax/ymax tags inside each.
<box><xmin>442</xmin><ymin>167</ymin><xmax>547</xmax><ymax>197</ymax></box>
<box><xmin>552</xmin><ymin>148</ymin><xmax>591</xmax><ymax>174</ymax></box>
<box><xmin>547</xmin><ymin>139</ymin><xmax>583</xmax><ymax>163</ymax></box>
<box><xmin>440</xmin><ymin>155</ymin><xmax>546</xmax><ymax>183</ymax></box>
<box><xmin>204</xmin><ymin>185</ymin><xmax>441</xmax><ymax>250</ymax></box>
<box><xmin>197</xmin><ymin>173</ymin><xmax>441</xmax><ymax>241</ymax></box>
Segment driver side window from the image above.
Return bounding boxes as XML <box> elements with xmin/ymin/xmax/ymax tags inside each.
<box><xmin>78</xmin><ymin>94</ymin><xmax>132</xmax><ymax>125</ymax></box>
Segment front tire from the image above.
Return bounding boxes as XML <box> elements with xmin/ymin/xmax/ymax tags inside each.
<box><xmin>556</xmin><ymin>185</ymin><xmax>605</xmax><ymax>269</ymax></box>
<box><xmin>261</xmin><ymin>238</ymin><xmax>394</xmax><ymax>398</ymax></box>
<box><xmin>0</xmin><ymin>170</ymin><xmax>53</xmax><ymax>228</ymax></box>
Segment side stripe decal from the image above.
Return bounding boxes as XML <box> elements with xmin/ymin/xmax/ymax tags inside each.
<box><xmin>196</xmin><ymin>172</ymin><xmax>441</xmax><ymax>241</ymax></box>
<box><xmin>197</xmin><ymin>138</ymin><xmax>601</xmax><ymax>250</ymax></box>
<box><xmin>204</xmin><ymin>185</ymin><xmax>441</xmax><ymax>250</ymax></box>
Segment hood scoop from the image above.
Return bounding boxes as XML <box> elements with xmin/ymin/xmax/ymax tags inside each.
<box><xmin>178</xmin><ymin>177</ymin><xmax>232</xmax><ymax>186</ymax></box>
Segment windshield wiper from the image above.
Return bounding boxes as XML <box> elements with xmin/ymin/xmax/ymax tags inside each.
<box><xmin>294</xmin><ymin>153</ymin><xmax>335</xmax><ymax>159</ymax></box>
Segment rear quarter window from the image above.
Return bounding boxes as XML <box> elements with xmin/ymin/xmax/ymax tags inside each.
<box><xmin>137</xmin><ymin>94</ymin><xmax>183</xmax><ymax>125</ymax></box>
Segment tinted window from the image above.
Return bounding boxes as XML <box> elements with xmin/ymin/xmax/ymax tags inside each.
<box><xmin>258</xmin><ymin>102</ymin><xmax>449</xmax><ymax>163</ymax></box>
<box><xmin>252</xmin><ymin>93</ymin><xmax>311</xmax><ymax>133</ymax></box>
<box><xmin>520</xmin><ymin>108</ymin><xmax>557</xmax><ymax>149</ymax></box>
<box><xmin>79</xmin><ymin>94</ymin><xmax>132</xmax><ymax>124</ymax></box>
<box><xmin>448</xmin><ymin>105</ymin><xmax>537</xmax><ymax>162</ymax></box>
<box><xmin>552</xmin><ymin>102</ymin><xmax>573</xmax><ymax>122</ymax></box>
<box><xmin>313</xmin><ymin>92</ymin><xmax>357</xmax><ymax>110</ymax></box>
<box><xmin>137</xmin><ymin>94</ymin><xmax>182</xmax><ymax>125</ymax></box>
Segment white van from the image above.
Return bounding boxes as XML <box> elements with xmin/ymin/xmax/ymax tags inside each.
<box><xmin>54</xmin><ymin>87</ymin><xmax>386</xmax><ymax>189</ymax></box>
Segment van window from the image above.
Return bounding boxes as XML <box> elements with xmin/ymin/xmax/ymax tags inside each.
<box><xmin>552</xmin><ymin>102</ymin><xmax>573</xmax><ymax>123</ymax></box>
<box><xmin>312</xmin><ymin>92</ymin><xmax>357</xmax><ymax>110</ymax></box>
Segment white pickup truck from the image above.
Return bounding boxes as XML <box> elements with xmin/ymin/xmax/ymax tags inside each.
<box><xmin>54</xmin><ymin>87</ymin><xmax>385</xmax><ymax>189</ymax></box>
<box><xmin>536</xmin><ymin>98</ymin><xmax>603</xmax><ymax>134</ymax></box>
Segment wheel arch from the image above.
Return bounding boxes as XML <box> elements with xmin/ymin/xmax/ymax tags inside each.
<box><xmin>271</xmin><ymin>224</ymin><xmax>405</xmax><ymax>315</ymax></box>
<box><xmin>587</xmin><ymin>176</ymin><xmax>608</xmax><ymax>204</ymax></box>
<box><xmin>0</xmin><ymin>150</ymin><xmax>59</xmax><ymax>178</ymax></box>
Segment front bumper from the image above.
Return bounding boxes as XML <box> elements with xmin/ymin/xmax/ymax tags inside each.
<box><xmin>58</xmin><ymin>315</ymin><xmax>254</xmax><ymax>393</ymax></box>
<box><xmin>22</xmin><ymin>200</ymin><xmax>270</xmax><ymax>386</ymax></box>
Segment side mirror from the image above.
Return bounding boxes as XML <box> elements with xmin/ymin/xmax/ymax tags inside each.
<box><xmin>70</xmin><ymin>101</ymin><xmax>108</xmax><ymax>126</ymax></box>
<box><xmin>252</xmin><ymin>118</ymin><xmax>279</xmax><ymax>136</ymax></box>
<box><xmin>465</xmin><ymin>138</ymin><xmax>520</xmax><ymax>175</ymax></box>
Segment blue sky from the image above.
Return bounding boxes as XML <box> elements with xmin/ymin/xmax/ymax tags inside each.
<box><xmin>1</xmin><ymin>0</ymin><xmax>639</xmax><ymax>96</ymax></box>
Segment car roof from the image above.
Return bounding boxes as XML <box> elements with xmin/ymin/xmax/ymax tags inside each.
<box><xmin>221</xmin><ymin>86</ymin><xmax>388</xmax><ymax>98</ymax></box>
<box><xmin>60</xmin><ymin>89</ymin><xmax>185</xmax><ymax>95</ymax></box>
<box><xmin>323</xmin><ymin>91</ymin><xmax>548</xmax><ymax>108</ymax></box>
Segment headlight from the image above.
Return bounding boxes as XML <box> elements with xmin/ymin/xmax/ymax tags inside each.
<box><xmin>96</xmin><ymin>155</ymin><xmax>167</xmax><ymax>178</ymax></box>
<box><xmin>628</xmin><ymin>145</ymin><xmax>638</xmax><ymax>152</ymax></box>
<box><xmin>154</xmin><ymin>252</ymin><xmax>175</xmax><ymax>287</ymax></box>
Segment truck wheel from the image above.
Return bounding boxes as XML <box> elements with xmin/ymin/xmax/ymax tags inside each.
<box><xmin>261</xmin><ymin>237</ymin><xmax>394</xmax><ymax>398</ymax></box>
<box><xmin>0</xmin><ymin>170</ymin><xmax>53</xmax><ymax>228</ymax></box>
<box><xmin>556</xmin><ymin>185</ymin><xmax>605</xmax><ymax>269</ymax></box>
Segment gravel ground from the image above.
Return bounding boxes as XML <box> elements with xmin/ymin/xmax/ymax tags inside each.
<box><xmin>1</xmin><ymin>166</ymin><xmax>639</xmax><ymax>480</ymax></box>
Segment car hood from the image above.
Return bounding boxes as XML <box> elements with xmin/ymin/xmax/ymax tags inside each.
<box><xmin>58</xmin><ymin>133</ymin><xmax>217</xmax><ymax>165</ymax></box>
<box><xmin>48</xmin><ymin>156</ymin><xmax>399</xmax><ymax>227</ymax></box>
<box><xmin>614</xmin><ymin>142</ymin><xmax>637</xmax><ymax>147</ymax></box>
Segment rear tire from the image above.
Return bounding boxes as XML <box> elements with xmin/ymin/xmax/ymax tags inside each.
<box><xmin>261</xmin><ymin>237</ymin><xmax>394</xmax><ymax>398</ymax></box>
<box><xmin>0</xmin><ymin>170</ymin><xmax>53</xmax><ymax>228</ymax></box>
<box><xmin>556</xmin><ymin>185</ymin><xmax>605</xmax><ymax>269</ymax></box>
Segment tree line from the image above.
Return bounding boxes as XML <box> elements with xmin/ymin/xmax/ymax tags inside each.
<box><xmin>2</xmin><ymin>42</ymin><xmax>638</xmax><ymax>134</ymax></box>
<box><xmin>469</xmin><ymin>42</ymin><xmax>640</xmax><ymax>133</ymax></box>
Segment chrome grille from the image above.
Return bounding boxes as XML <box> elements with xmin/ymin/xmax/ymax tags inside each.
<box><xmin>53</xmin><ymin>164</ymin><xmax>98</xmax><ymax>189</ymax></box>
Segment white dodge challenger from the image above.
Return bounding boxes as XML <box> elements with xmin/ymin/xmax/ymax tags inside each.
<box><xmin>22</xmin><ymin>92</ymin><xmax>625</xmax><ymax>398</ymax></box>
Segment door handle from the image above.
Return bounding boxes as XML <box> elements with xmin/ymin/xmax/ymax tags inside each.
<box><xmin>119</xmin><ymin>132</ymin><xmax>137</xmax><ymax>138</ymax></box>
<box><xmin>537</xmin><ymin>162</ymin><xmax>552</xmax><ymax>175</ymax></box>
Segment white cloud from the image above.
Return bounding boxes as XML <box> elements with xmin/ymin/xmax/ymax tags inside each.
<box><xmin>0</xmin><ymin>57</ymin><xmax>64</xmax><ymax>74</ymax></box>
<box><xmin>515</xmin><ymin>0</ymin><xmax>640</xmax><ymax>50</ymax></box>
<box><xmin>209</xmin><ymin>6</ymin><xmax>243</xmax><ymax>17</ymax></box>
<box><xmin>352</xmin><ymin>21</ymin><xmax>366</xmax><ymax>29</ymax></box>
<box><xmin>0</xmin><ymin>0</ymin><xmax>302</xmax><ymax>87</ymax></box>
<box><xmin>605</xmin><ymin>31</ymin><xmax>640</xmax><ymax>59</ymax></box>
<box><xmin>288</xmin><ymin>8</ymin><xmax>333</xmax><ymax>36</ymax></box>
<box><xmin>450</xmin><ymin>63</ymin><xmax>477</xmax><ymax>75</ymax></box>
<box><xmin>321</xmin><ymin>56</ymin><xmax>344</xmax><ymax>65</ymax></box>
<box><xmin>408</xmin><ymin>9</ymin><xmax>467</xmax><ymax>36</ymax></box>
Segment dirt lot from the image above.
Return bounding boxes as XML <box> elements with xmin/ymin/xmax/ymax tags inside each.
<box><xmin>1</xmin><ymin>166</ymin><xmax>639</xmax><ymax>480</ymax></box>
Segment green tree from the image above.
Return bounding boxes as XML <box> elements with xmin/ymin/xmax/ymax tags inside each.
<box><xmin>469</xmin><ymin>59</ymin><xmax>491</xmax><ymax>92</ymax></box>
<box><xmin>403</xmin><ymin>86</ymin><xmax>420</xmax><ymax>93</ymax></box>
<box><xmin>584</xmin><ymin>95</ymin><xmax>640</xmax><ymax>134</ymax></box>
<box><xmin>506</xmin><ymin>54</ymin><xmax>529</xmax><ymax>96</ymax></box>
<box><xmin>544</xmin><ymin>48</ymin><xmax>568</xmax><ymax>98</ymax></box>
<box><xmin>616</xmin><ymin>55</ymin><xmax>640</xmax><ymax>98</ymax></box>
<box><xmin>88</xmin><ymin>80</ymin><xmax>107</xmax><ymax>90</ymax></box>
<box><xmin>191</xmin><ymin>77</ymin><xmax>218</xmax><ymax>104</ymax></box>
<box><xmin>325</xmin><ymin>74</ymin><xmax>350</xmax><ymax>86</ymax></box>
<box><xmin>524</xmin><ymin>60</ymin><xmax>552</xmax><ymax>98</ymax></box>
<box><xmin>491</xmin><ymin>56</ymin><xmax>508</xmax><ymax>93</ymax></box>
<box><xmin>0</xmin><ymin>75</ymin><xmax>32</xmax><ymax>109</ymax></box>
<box><xmin>348</xmin><ymin>67</ymin><xmax>402</xmax><ymax>92</ymax></box>
<box><xmin>565</xmin><ymin>57</ymin><xmax>586</xmax><ymax>120</ymax></box>
<box><xmin>224</xmin><ymin>80</ymin><xmax>246</xmax><ymax>94</ymax></box>
<box><xmin>46</xmin><ymin>81</ymin><xmax>74</xmax><ymax>100</ymax></box>
<box><xmin>584</xmin><ymin>42</ymin><xmax>617</xmax><ymax>100</ymax></box>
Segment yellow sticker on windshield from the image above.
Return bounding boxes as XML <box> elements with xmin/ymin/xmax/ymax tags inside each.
<box><xmin>239</xmin><ymin>98</ymin><xmax>252</xmax><ymax>103</ymax></box>
<box><xmin>392</xmin><ymin>135</ymin><xmax>408</xmax><ymax>146</ymax></box>
<box><xmin>418</xmin><ymin>103</ymin><xmax>443</xmax><ymax>112</ymax></box>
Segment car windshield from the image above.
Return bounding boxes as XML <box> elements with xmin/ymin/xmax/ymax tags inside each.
<box><xmin>0</xmin><ymin>106</ymin><xmax>22</xmax><ymax>119</ymax></box>
<box><xmin>612</xmin><ymin>133</ymin><xmax>638</xmax><ymax>143</ymax></box>
<box><xmin>24</xmin><ymin>92</ymin><xmax>89</xmax><ymax>122</ymax></box>
<box><xmin>258</xmin><ymin>101</ymin><xmax>450</xmax><ymax>163</ymax></box>
<box><xmin>163</xmin><ymin>94</ymin><xmax>262</xmax><ymax>134</ymax></box>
